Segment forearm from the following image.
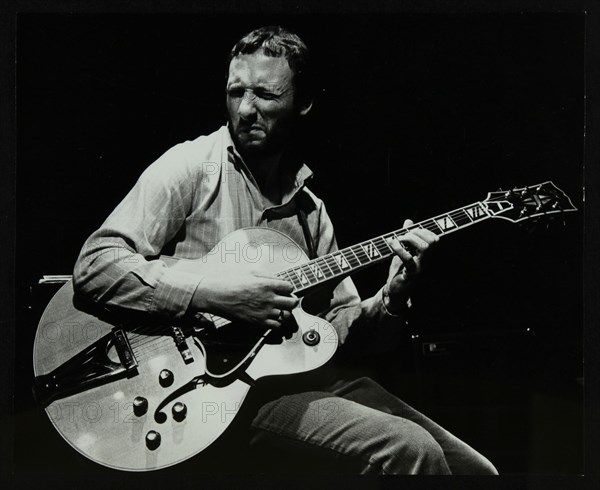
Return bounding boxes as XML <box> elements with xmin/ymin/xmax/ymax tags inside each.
<box><xmin>73</xmin><ymin>232</ymin><xmax>202</xmax><ymax>318</ymax></box>
<box><xmin>320</xmin><ymin>278</ymin><xmax>409</xmax><ymax>349</ymax></box>
<box><xmin>72</xmin><ymin>142</ymin><xmax>205</xmax><ymax>318</ymax></box>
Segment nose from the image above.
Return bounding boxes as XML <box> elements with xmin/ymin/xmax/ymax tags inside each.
<box><xmin>237</xmin><ymin>91</ymin><xmax>256</xmax><ymax>119</ymax></box>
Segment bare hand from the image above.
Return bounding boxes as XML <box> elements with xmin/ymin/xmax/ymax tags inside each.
<box><xmin>193</xmin><ymin>272</ymin><xmax>299</xmax><ymax>329</ymax></box>
<box><xmin>384</xmin><ymin>219</ymin><xmax>439</xmax><ymax>312</ymax></box>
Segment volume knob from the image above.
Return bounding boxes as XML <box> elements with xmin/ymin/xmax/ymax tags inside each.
<box><xmin>159</xmin><ymin>369</ymin><xmax>174</xmax><ymax>387</ymax></box>
<box><xmin>133</xmin><ymin>396</ymin><xmax>148</xmax><ymax>416</ymax></box>
<box><xmin>145</xmin><ymin>430</ymin><xmax>161</xmax><ymax>450</ymax></box>
<box><xmin>172</xmin><ymin>402</ymin><xmax>187</xmax><ymax>422</ymax></box>
<box><xmin>302</xmin><ymin>329</ymin><xmax>320</xmax><ymax>346</ymax></box>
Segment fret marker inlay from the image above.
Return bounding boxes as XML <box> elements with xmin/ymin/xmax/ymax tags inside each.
<box><xmin>308</xmin><ymin>263</ymin><xmax>324</xmax><ymax>279</ymax></box>
<box><xmin>466</xmin><ymin>205</ymin><xmax>485</xmax><ymax>220</ymax></box>
<box><xmin>293</xmin><ymin>268</ymin><xmax>310</xmax><ymax>285</ymax></box>
<box><xmin>362</xmin><ymin>242</ymin><xmax>380</xmax><ymax>259</ymax></box>
<box><xmin>333</xmin><ymin>253</ymin><xmax>350</xmax><ymax>269</ymax></box>
<box><xmin>435</xmin><ymin>216</ymin><xmax>456</xmax><ymax>231</ymax></box>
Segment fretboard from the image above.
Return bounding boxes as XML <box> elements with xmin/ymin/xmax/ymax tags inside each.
<box><xmin>275</xmin><ymin>201</ymin><xmax>490</xmax><ymax>294</ymax></box>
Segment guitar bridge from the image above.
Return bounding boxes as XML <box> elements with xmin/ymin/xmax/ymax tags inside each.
<box><xmin>172</xmin><ymin>326</ymin><xmax>194</xmax><ymax>364</ymax></box>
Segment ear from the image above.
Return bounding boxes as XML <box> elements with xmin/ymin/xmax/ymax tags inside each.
<box><xmin>297</xmin><ymin>98</ymin><xmax>313</xmax><ymax>117</ymax></box>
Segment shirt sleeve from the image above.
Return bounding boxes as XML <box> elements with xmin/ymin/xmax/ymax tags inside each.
<box><xmin>72</xmin><ymin>143</ymin><xmax>203</xmax><ymax>319</ymax></box>
<box><xmin>312</xmin><ymin>199</ymin><xmax>409</xmax><ymax>348</ymax></box>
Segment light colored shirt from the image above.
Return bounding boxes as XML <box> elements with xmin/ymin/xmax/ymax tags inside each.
<box><xmin>73</xmin><ymin>126</ymin><xmax>400</xmax><ymax>344</ymax></box>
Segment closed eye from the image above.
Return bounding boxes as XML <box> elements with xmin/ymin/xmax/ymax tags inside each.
<box><xmin>226</xmin><ymin>87</ymin><xmax>244</xmax><ymax>98</ymax></box>
<box><xmin>254</xmin><ymin>89</ymin><xmax>279</xmax><ymax>100</ymax></box>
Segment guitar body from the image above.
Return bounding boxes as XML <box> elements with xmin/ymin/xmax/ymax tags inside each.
<box><xmin>33</xmin><ymin>227</ymin><xmax>338</xmax><ymax>471</ymax></box>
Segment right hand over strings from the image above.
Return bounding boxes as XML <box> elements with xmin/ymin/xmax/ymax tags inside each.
<box><xmin>191</xmin><ymin>272</ymin><xmax>299</xmax><ymax>329</ymax></box>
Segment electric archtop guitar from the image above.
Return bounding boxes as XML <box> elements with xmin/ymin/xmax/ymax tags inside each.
<box><xmin>33</xmin><ymin>182</ymin><xmax>576</xmax><ymax>471</ymax></box>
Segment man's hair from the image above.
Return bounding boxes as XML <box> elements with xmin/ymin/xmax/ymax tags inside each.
<box><xmin>227</xmin><ymin>25</ymin><xmax>313</xmax><ymax>103</ymax></box>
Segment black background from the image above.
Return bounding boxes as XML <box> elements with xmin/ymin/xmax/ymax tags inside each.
<box><xmin>14</xmin><ymin>12</ymin><xmax>584</xmax><ymax>476</ymax></box>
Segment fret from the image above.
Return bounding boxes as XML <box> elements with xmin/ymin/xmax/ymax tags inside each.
<box><xmin>451</xmin><ymin>209</ymin><xmax>473</xmax><ymax>226</ymax></box>
<box><xmin>280</xmin><ymin>269</ymin><xmax>302</xmax><ymax>290</ymax></box>
<box><xmin>292</xmin><ymin>265</ymin><xmax>315</xmax><ymax>286</ymax></box>
<box><xmin>323</xmin><ymin>254</ymin><xmax>343</xmax><ymax>275</ymax></box>
<box><xmin>360</xmin><ymin>240</ymin><xmax>382</xmax><ymax>261</ymax></box>
<box><xmin>433</xmin><ymin>214</ymin><xmax>458</xmax><ymax>233</ymax></box>
<box><xmin>276</xmin><ymin>270</ymin><xmax>291</xmax><ymax>281</ymax></box>
<box><xmin>389</xmin><ymin>232</ymin><xmax>413</xmax><ymax>254</ymax></box>
<box><xmin>352</xmin><ymin>244</ymin><xmax>372</xmax><ymax>265</ymax></box>
<box><xmin>372</xmin><ymin>236</ymin><xmax>393</xmax><ymax>256</ymax></box>
<box><xmin>421</xmin><ymin>219</ymin><xmax>444</xmax><ymax>235</ymax></box>
<box><xmin>464</xmin><ymin>203</ymin><xmax>488</xmax><ymax>222</ymax></box>
<box><xmin>348</xmin><ymin>246</ymin><xmax>365</xmax><ymax>265</ymax></box>
<box><xmin>331</xmin><ymin>251</ymin><xmax>352</xmax><ymax>271</ymax></box>
<box><xmin>306</xmin><ymin>259</ymin><xmax>327</xmax><ymax>280</ymax></box>
<box><xmin>300</xmin><ymin>263</ymin><xmax>318</xmax><ymax>283</ymax></box>
<box><xmin>341</xmin><ymin>248</ymin><xmax>360</xmax><ymax>268</ymax></box>
<box><xmin>315</xmin><ymin>256</ymin><xmax>334</xmax><ymax>277</ymax></box>
<box><xmin>300</xmin><ymin>262</ymin><xmax>316</xmax><ymax>282</ymax></box>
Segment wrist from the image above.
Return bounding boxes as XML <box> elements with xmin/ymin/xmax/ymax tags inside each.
<box><xmin>381</xmin><ymin>283</ymin><xmax>411</xmax><ymax>317</ymax></box>
<box><xmin>190</xmin><ymin>276</ymin><xmax>213</xmax><ymax>312</ymax></box>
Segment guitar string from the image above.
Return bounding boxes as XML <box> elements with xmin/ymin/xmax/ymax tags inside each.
<box><xmin>275</xmin><ymin>204</ymin><xmax>484</xmax><ymax>284</ymax></box>
<box><xmin>125</xmin><ymin>191</ymin><xmax>564</xmax><ymax>359</ymax></box>
<box><xmin>126</xmin><ymin>207</ymin><xmax>482</xmax><ymax>357</ymax></box>
<box><xmin>101</xmin><ymin>191</ymin><xmax>567</xmax><ymax>369</ymax></box>
<box><xmin>126</xmin><ymin>203</ymin><xmax>492</xmax><ymax>360</ymax></box>
<box><xmin>132</xmin><ymin>339</ymin><xmax>176</xmax><ymax>359</ymax></box>
<box><xmin>127</xmin><ymin>193</ymin><xmax>552</xmax><ymax>361</ymax></box>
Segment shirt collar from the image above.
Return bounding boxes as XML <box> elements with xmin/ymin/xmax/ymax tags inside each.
<box><xmin>221</xmin><ymin>125</ymin><xmax>314</xmax><ymax>196</ymax></box>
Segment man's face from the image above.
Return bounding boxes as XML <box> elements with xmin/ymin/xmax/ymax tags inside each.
<box><xmin>226</xmin><ymin>52</ymin><xmax>302</xmax><ymax>158</ymax></box>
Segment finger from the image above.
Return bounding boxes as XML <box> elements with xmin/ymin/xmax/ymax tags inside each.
<box><xmin>387</xmin><ymin>239</ymin><xmax>419</xmax><ymax>277</ymax></box>
<box><xmin>273</xmin><ymin>295</ymin><xmax>300</xmax><ymax>310</ymax></box>
<box><xmin>263</xmin><ymin>319</ymin><xmax>282</xmax><ymax>329</ymax></box>
<box><xmin>268</xmin><ymin>308</ymin><xmax>292</xmax><ymax>322</ymax></box>
<box><xmin>267</xmin><ymin>277</ymin><xmax>295</xmax><ymax>294</ymax></box>
<box><xmin>409</xmin><ymin>227</ymin><xmax>439</xmax><ymax>245</ymax></box>
<box><xmin>386</xmin><ymin>237</ymin><xmax>415</xmax><ymax>267</ymax></box>
<box><xmin>402</xmin><ymin>219</ymin><xmax>439</xmax><ymax>246</ymax></box>
<box><xmin>398</xmin><ymin>233</ymin><xmax>430</xmax><ymax>255</ymax></box>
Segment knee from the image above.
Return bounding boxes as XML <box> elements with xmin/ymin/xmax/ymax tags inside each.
<box><xmin>383</xmin><ymin>421</ymin><xmax>450</xmax><ymax>475</ymax></box>
<box><xmin>469</xmin><ymin>454</ymin><xmax>499</xmax><ymax>475</ymax></box>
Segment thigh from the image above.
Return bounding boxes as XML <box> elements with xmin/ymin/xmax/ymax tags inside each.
<box><xmin>249</xmin><ymin>390</ymin><xmax>449</xmax><ymax>474</ymax></box>
<box><xmin>329</xmin><ymin>376</ymin><xmax>498</xmax><ymax>475</ymax></box>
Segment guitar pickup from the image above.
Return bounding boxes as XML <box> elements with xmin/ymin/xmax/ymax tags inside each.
<box><xmin>113</xmin><ymin>328</ymin><xmax>138</xmax><ymax>370</ymax></box>
<box><xmin>172</xmin><ymin>326</ymin><xmax>194</xmax><ymax>364</ymax></box>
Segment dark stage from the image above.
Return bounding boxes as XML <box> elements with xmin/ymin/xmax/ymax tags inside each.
<box><xmin>14</xmin><ymin>12</ymin><xmax>584</xmax><ymax>477</ymax></box>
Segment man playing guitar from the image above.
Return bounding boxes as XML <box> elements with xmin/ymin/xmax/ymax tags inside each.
<box><xmin>71</xmin><ymin>25</ymin><xmax>497</xmax><ymax>474</ymax></box>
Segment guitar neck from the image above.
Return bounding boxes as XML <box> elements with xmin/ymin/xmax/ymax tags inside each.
<box><xmin>276</xmin><ymin>201</ymin><xmax>491</xmax><ymax>294</ymax></box>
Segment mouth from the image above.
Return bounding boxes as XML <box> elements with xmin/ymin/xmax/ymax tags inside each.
<box><xmin>240</xmin><ymin>125</ymin><xmax>264</xmax><ymax>133</ymax></box>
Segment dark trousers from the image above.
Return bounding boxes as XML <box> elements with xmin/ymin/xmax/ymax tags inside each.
<box><xmin>249</xmin><ymin>376</ymin><xmax>498</xmax><ymax>475</ymax></box>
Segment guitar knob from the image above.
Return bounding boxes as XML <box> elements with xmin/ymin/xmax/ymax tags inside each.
<box><xmin>145</xmin><ymin>430</ymin><xmax>161</xmax><ymax>450</ymax></box>
<box><xmin>302</xmin><ymin>329</ymin><xmax>320</xmax><ymax>346</ymax></box>
<box><xmin>172</xmin><ymin>402</ymin><xmax>187</xmax><ymax>422</ymax></box>
<box><xmin>133</xmin><ymin>396</ymin><xmax>148</xmax><ymax>416</ymax></box>
<box><xmin>159</xmin><ymin>369</ymin><xmax>174</xmax><ymax>387</ymax></box>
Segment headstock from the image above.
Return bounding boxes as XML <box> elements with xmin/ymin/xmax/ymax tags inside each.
<box><xmin>483</xmin><ymin>181</ymin><xmax>577</xmax><ymax>223</ymax></box>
